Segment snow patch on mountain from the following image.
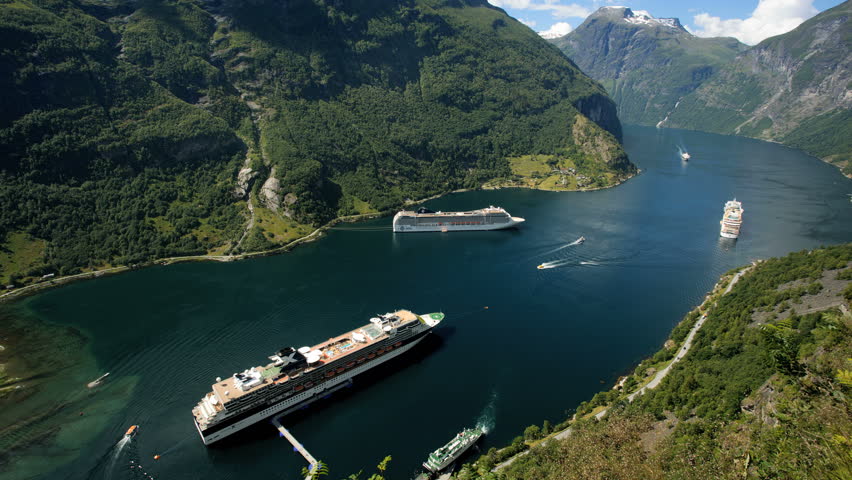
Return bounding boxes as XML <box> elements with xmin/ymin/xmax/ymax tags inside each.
<box><xmin>602</xmin><ymin>6</ymin><xmax>684</xmax><ymax>30</ymax></box>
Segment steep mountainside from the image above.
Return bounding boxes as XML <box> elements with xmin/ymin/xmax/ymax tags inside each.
<box><xmin>550</xmin><ymin>7</ymin><xmax>747</xmax><ymax>127</ymax></box>
<box><xmin>666</xmin><ymin>1</ymin><xmax>852</xmax><ymax>175</ymax></box>
<box><xmin>457</xmin><ymin>244</ymin><xmax>852</xmax><ymax>480</ymax></box>
<box><xmin>0</xmin><ymin>0</ymin><xmax>633</xmax><ymax>286</ymax></box>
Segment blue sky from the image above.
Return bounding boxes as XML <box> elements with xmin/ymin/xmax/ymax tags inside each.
<box><xmin>487</xmin><ymin>0</ymin><xmax>845</xmax><ymax>44</ymax></box>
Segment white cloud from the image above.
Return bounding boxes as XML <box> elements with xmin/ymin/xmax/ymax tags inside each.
<box><xmin>691</xmin><ymin>0</ymin><xmax>819</xmax><ymax>45</ymax></box>
<box><xmin>518</xmin><ymin>17</ymin><xmax>537</xmax><ymax>27</ymax></box>
<box><xmin>538</xmin><ymin>21</ymin><xmax>573</xmax><ymax>38</ymax></box>
<box><xmin>488</xmin><ymin>0</ymin><xmax>590</xmax><ymax>19</ymax></box>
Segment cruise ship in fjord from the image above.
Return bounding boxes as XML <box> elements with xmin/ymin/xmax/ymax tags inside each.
<box><xmin>720</xmin><ymin>199</ymin><xmax>744</xmax><ymax>239</ymax></box>
<box><xmin>393</xmin><ymin>206</ymin><xmax>524</xmax><ymax>232</ymax></box>
<box><xmin>192</xmin><ymin>310</ymin><xmax>444</xmax><ymax>445</ymax></box>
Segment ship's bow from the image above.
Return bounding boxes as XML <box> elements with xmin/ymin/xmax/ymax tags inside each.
<box><xmin>420</xmin><ymin>312</ymin><xmax>444</xmax><ymax>328</ymax></box>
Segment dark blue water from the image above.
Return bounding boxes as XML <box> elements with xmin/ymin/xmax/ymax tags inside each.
<box><xmin>4</xmin><ymin>126</ymin><xmax>852</xmax><ymax>480</ymax></box>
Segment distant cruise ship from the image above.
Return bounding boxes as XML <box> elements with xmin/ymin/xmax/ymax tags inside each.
<box><xmin>393</xmin><ymin>206</ymin><xmax>525</xmax><ymax>233</ymax></box>
<box><xmin>720</xmin><ymin>199</ymin><xmax>744</xmax><ymax>239</ymax></box>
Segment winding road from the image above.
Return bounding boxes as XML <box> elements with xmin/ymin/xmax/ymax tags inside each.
<box><xmin>496</xmin><ymin>265</ymin><xmax>753</xmax><ymax>470</ymax></box>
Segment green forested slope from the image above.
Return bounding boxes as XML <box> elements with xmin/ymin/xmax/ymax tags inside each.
<box><xmin>550</xmin><ymin>7</ymin><xmax>747</xmax><ymax>128</ymax></box>
<box><xmin>666</xmin><ymin>1</ymin><xmax>852</xmax><ymax>176</ymax></box>
<box><xmin>0</xmin><ymin>0</ymin><xmax>633</xmax><ymax>285</ymax></box>
<box><xmin>458</xmin><ymin>244</ymin><xmax>852</xmax><ymax>480</ymax></box>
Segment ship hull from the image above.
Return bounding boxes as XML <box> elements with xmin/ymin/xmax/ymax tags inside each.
<box><xmin>720</xmin><ymin>231</ymin><xmax>739</xmax><ymax>239</ymax></box>
<box><xmin>393</xmin><ymin>217</ymin><xmax>524</xmax><ymax>233</ymax></box>
<box><xmin>195</xmin><ymin>333</ymin><xmax>430</xmax><ymax>445</ymax></box>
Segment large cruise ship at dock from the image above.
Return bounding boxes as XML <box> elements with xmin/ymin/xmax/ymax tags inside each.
<box><xmin>393</xmin><ymin>206</ymin><xmax>524</xmax><ymax>232</ymax></box>
<box><xmin>720</xmin><ymin>199</ymin><xmax>744</xmax><ymax>239</ymax></box>
<box><xmin>192</xmin><ymin>310</ymin><xmax>444</xmax><ymax>445</ymax></box>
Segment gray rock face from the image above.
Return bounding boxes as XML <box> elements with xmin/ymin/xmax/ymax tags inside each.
<box><xmin>234</xmin><ymin>167</ymin><xmax>257</xmax><ymax>199</ymax></box>
<box><xmin>550</xmin><ymin>7</ymin><xmax>746</xmax><ymax>127</ymax></box>
<box><xmin>666</xmin><ymin>1</ymin><xmax>851</xmax><ymax>171</ymax></box>
<box><xmin>260</xmin><ymin>170</ymin><xmax>282</xmax><ymax>212</ymax></box>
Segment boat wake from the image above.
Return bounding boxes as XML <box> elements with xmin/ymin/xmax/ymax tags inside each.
<box><xmin>536</xmin><ymin>260</ymin><xmax>572</xmax><ymax>270</ymax></box>
<box><xmin>104</xmin><ymin>436</ymin><xmax>132</xmax><ymax>479</ymax></box>
<box><xmin>534</xmin><ymin>236</ymin><xmax>585</xmax><ymax>258</ymax></box>
<box><xmin>580</xmin><ymin>261</ymin><xmax>600</xmax><ymax>266</ymax></box>
<box><xmin>476</xmin><ymin>390</ymin><xmax>497</xmax><ymax>435</ymax></box>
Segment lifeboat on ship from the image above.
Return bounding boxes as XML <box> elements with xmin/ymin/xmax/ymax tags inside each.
<box><xmin>294</xmin><ymin>385</ymin><xmax>305</xmax><ymax>392</ymax></box>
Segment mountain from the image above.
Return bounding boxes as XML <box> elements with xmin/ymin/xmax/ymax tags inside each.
<box><xmin>550</xmin><ymin>7</ymin><xmax>748</xmax><ymax>127</ymax></box>
<box><xmin>666</xmin><ymin>1</ymin><xmax>852</xmax><ymax>176</ymax></box>
<box><xmin>457</xmin><ymin>244</ymin><xmax>852</xmax><ymax>480</ymax></box>
<box><xmin>0</xmin><ymin>0</ymin><xmax>633</xmax><ymax>286</ymax></box>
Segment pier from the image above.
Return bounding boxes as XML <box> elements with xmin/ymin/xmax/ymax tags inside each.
<box><xmin>272</xmin><ymin>416</ymin><xmax>319</xmax><ymax>479</ymax></box>
<box><xmin>269</xmin><ymin>379</ymin><xmax>355</xmax><ymax>478</ymax></box>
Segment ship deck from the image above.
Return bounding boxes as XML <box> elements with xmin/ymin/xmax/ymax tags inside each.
<box><xmin>209</xmin><ymin>310</ymin><xmax>420</xmax><ymax>404</ymax></box>
<box><xmin>398</xmin><ymin>208</ymin><xmax>505</xmax><ymax>217</ymax></box>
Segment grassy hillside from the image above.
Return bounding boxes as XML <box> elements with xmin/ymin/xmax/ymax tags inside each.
<box><xmin>0</xmin><ymin>0</ymin><xmax>633</xmax><ymax>286</ymax></box>
<box><xmin>457</xmin><ymin>244</ymin><xmax>852</xmax><ymax>480</ymax></box>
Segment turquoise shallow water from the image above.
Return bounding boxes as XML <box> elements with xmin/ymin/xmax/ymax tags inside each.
<box><xmin>5</xmin><ymin>125</ymin><xmax>852</xmax><ymax>480</ymax></box>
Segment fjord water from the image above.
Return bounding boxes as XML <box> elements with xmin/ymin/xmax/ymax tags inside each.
<box><xmin>5</xmin><ymin>125</ymin><xmax>852</xmax><ymax>480</ymax></box>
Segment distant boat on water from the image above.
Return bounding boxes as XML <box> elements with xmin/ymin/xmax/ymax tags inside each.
<box><xmin>87</xmin><ymin>372</ymin><xmax>110</xmax><ymax>388</ymax></box>
<box><xmin>681</xmin><ymin>152</ymin><xmax>691</xmax><ymax>161</ymax></box>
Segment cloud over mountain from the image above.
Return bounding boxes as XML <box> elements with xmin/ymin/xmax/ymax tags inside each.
<box><xmin>691</xmin><ymin>0</ymin><xmax>819</xmax><ymax>45</ymax></box>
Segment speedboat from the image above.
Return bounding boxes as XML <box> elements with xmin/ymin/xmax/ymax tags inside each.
<box><xmin>125</xmin><ymin>425</ymin><xmax>139</xmax><ymax>438</ymax></box>
<box><xmin>681</xmin><ymin>152</ymin><xmax>691</xmax><ymax>161</ymax></box>
<box><xmin>577</xmin><ymin>236</ymin><xmax>585</xmax><ymax>244</ymax></box>
<box><xmin>537</xmin><ymin>264</ymin><xmax>545</xmax><ymax>270</ymax></box>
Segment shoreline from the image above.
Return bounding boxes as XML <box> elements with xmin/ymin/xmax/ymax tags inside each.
<box><xmin>0</xmin><ymin>172</ymin><xmax>637</xmax><ymax>303</ymax></box>
<box><xmin>482</xmin><ymin>168</ymin><xmax>639</xmax><ymax>193</ymax></box>
<box><xmin>491</xmin><ymin>262</ymin><xmax>757</xmax><ymax>472</ymax></box>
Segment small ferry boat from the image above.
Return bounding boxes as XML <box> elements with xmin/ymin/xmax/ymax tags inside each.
<box><xmin>681</xmin><ymin>152</ymin><xmax>691</xmax><ymax>161</ymax></box>
<box><xmin>720</xmin><ymin>199</ymin><xmax>744</xmax><ymax>239</ymax></box>
<box><xmin>125</xmin><ymin>425</ymin><xmax>139</xmax><ymax>438</ymax></box>
<box><xmin>87</xmin><ymin>372</ymin><xmax>110</xmax><ymax>388</ymax></box>
<box><xmin>423</xmin><ymin>426</ymin><xmax>483</xmax><ymax>473</ymax></box>
<box><xmin>393</xmin><ymin>206</ymin><xmax>524</xmax><ymax>233</ymax></box>
<box><xmin>576</xmin><ymin>236</ymin><xmax>585</xmax><ymax>244</ymax></box>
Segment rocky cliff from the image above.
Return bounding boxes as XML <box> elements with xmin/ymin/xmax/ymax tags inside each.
<box><xmin>550</xmin><ymin>6</ymin><xmax>747</xmax><ymax>127</ymax></box>
<box><xmin>666</xmin><ymin>1</ymin><xmax>852</xmax><ymax>176</ymax></box>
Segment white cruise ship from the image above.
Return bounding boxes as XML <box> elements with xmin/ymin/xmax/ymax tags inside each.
<box><xmin>393</xmin><ymin>206</ymin><xmax>524</xmax><ymax>233</ymax></box>
<box><xmin>192</xmin><ymin>310</ymin><xmax>444</xmax><ymax>445</ymax></box>
<box><xmin>720</xmin><ymin>199</ymin><xmax>744</xmax><ymax>239</ymax></box>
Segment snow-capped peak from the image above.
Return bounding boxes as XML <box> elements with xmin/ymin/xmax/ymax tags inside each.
<box><xmin>599</xmin><ymin>6</ymin><xmax>684</xmax><ymax>30</ymax></box>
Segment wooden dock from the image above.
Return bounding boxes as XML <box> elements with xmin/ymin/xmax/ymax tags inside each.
<box><xmin>272</xmin><ymin>416</ymin><xmax>318</xmax><ymax>478</ymax></box>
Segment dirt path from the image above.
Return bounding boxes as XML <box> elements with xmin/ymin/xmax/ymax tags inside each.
<box><xmin>232</xmin><ymin>195</ymin><xmax>255</xmax><ymax>253</ymax></box>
